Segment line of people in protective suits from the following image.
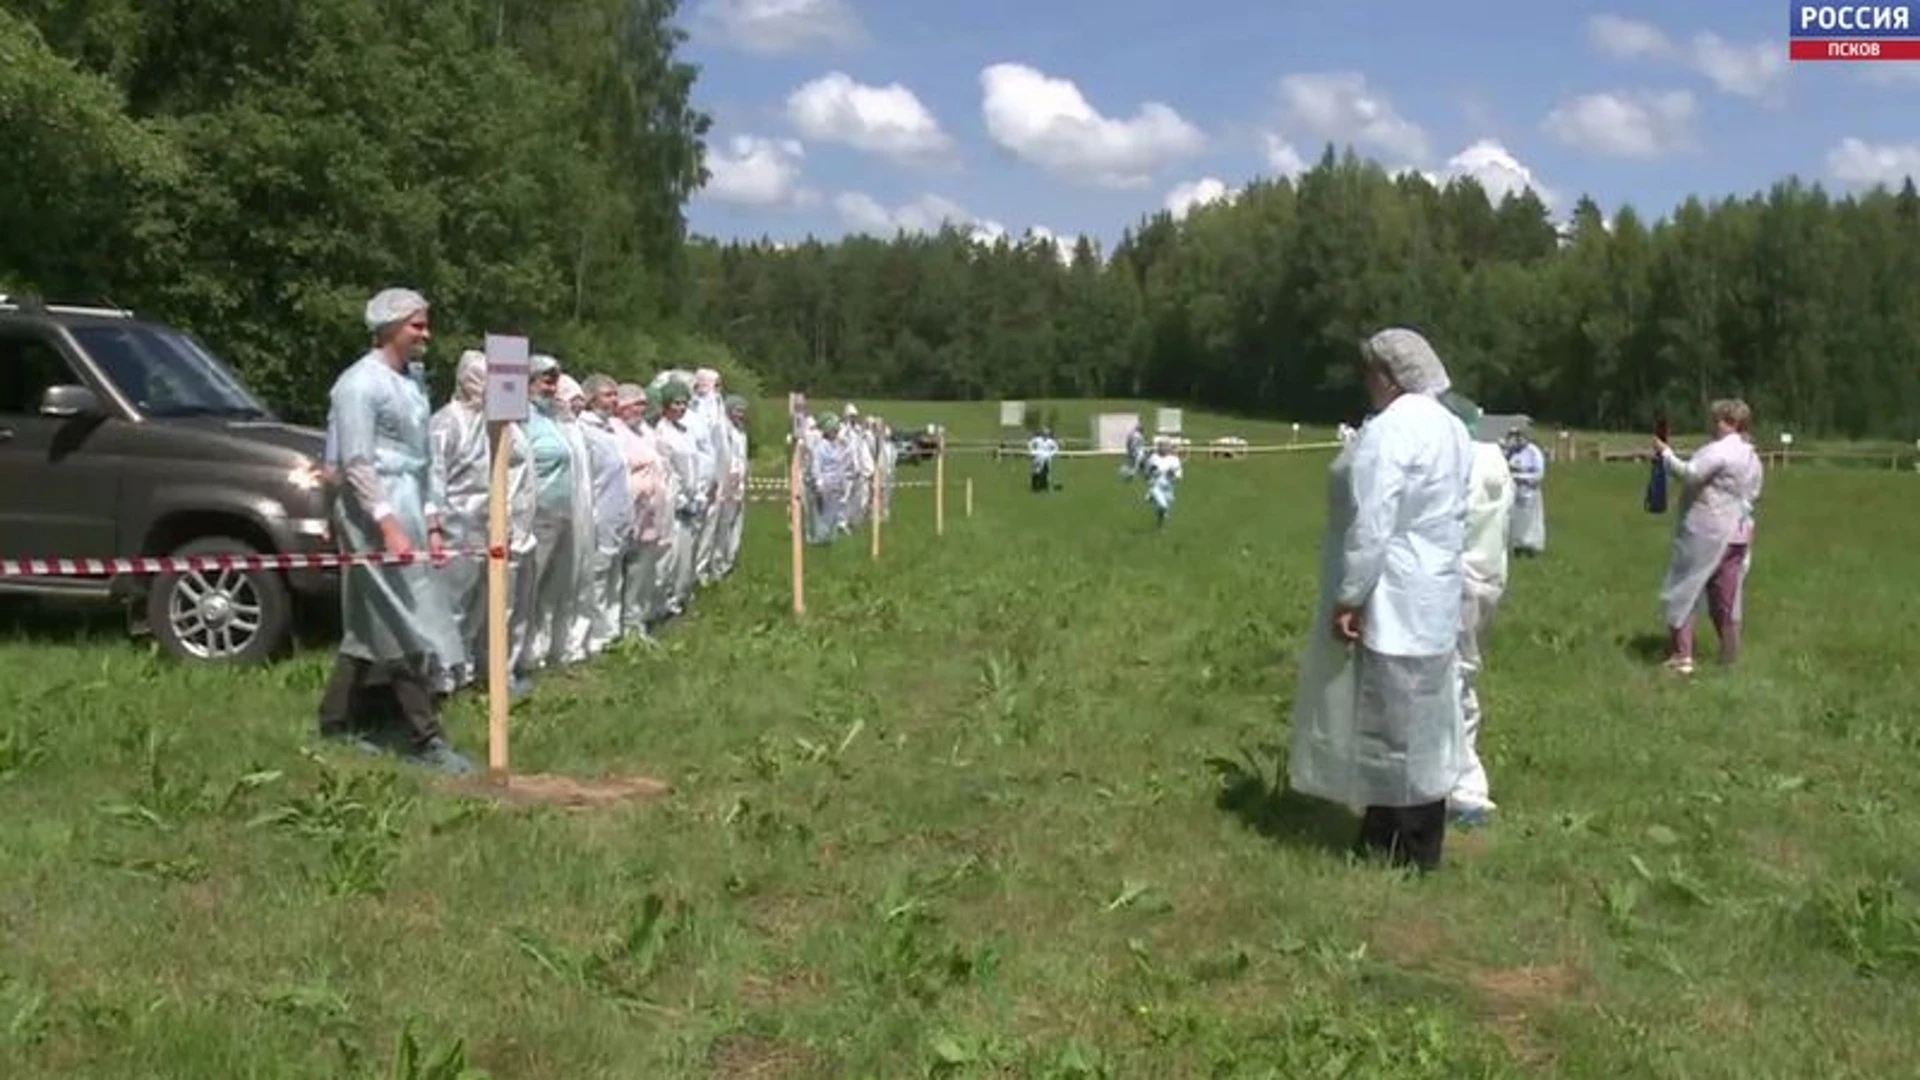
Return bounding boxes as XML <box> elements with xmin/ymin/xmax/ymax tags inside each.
<box><xmin>791</xmin><ymin>405</ymin><xmax>900</xmax><ymax>544</ymax></box>
<box><xmin>317</xmin><ymin>286</ymin><xmax>755</xmax><ymax>776</ymax></box>
<box><xmin>430</xmin><ymin>353</ymin><xmax>751</xmax><ymax>699</ymax></box>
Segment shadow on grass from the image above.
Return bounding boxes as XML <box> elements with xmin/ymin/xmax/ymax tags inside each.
<box><xmin>1622</xmin><ymin>631</ymin><xmax>1670</xmax><ymax>663</ymax></box>
<box><xmin>1207</xmin><ymin>745</ymin><xmax>1357</xmax><ymax>857</ymax></box>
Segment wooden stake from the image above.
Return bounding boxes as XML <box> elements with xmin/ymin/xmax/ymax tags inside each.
<box><xmin>789</xmin><ymin>431</ymin><xmax>805</xmax><ymax>615</ymax></box>
<box><xmin>935</xmin><ymin>430</ymin><xmax>946</xmax><ymax>536</ymax></box>
<box><xmin>870</xmin><ymin>422</ymin><xmax>882</xmax><ymax>559</ymax></box>
<box><xmin>965</xmin><ymin>476</ymin><xmax>973</xmax><ymax>517</ymax></box>
<box><xmin>485</xmin><ymin>420</ymin><xmax>511</xmax><ymax>785</ymax></box>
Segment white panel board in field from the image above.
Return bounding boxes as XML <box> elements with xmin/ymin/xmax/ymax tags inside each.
<box><xmin>1093</xmin><ymin>413</ymin><xmax>1137</xmax><ymax>451</ymax></box>
<box><xmin>1155</xmin><ymin>407</ymin><xmax>1182</xmax><ymax>433</ymax></box>
<box><xmin>999</xmin><ymin>400</ymin><xmax>1026</xmax><ymax>427</ymax></box>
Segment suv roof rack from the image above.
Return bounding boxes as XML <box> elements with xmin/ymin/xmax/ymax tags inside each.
<box><xmin>0</xmin><ymin>294</ymin><xmax>134</xmax><ymax>318</ymax></box>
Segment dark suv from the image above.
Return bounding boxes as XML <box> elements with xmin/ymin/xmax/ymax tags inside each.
<box><xmin>0</xmin><ymin>295</ymin><xmax>336</xmax><ymax>663</ymax></box>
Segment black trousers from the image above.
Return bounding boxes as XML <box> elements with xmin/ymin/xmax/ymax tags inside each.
<box><xmin>317</xmin><ymin>654</ymin><xmax>444</xmax><ymax>751</ymax></box>
<box><xmin>1355</xmin><ymin>801</ymin><xmax>1447</xmax><ymax>871</ymax></box>
<box><xmin>1030</xmin><ymin>463</ymin><xmax>1050</xmax><ymax>491</ymax></box>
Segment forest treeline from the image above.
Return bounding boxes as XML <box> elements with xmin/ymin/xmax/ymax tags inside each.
<box><xmin>7</xmin><ymin>2</ymin><xmax>1918</xmax><ymax>436</ymax></box>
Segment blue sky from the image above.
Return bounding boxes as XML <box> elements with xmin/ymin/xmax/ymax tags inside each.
<box><xmin>679</xmin><ymin>0</ymin><xmax>1919</xmax><ymax>251</ymax></box>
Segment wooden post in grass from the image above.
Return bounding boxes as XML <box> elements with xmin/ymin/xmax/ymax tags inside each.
<box><xmin>965</xmin><ymin>476</ymin><xmax>973</xmax><ymax>518</ymax></box>
<box><xmin>935</xmin><ymin>426</ymin><xmax>946</xmax><ymax>536</ymax></box>
<box><xmin>480</xmin><ymin>333</ymin><xmax>531</xmax><ymax>785</ymax></box>
<box><xmin>788</xmin><ymin>392</ymin><xmax>806</xmax><ymax>615</ymax></box>
<box><xmin>870</xmin><ymin>419</ymin><xmax>882</xmax><ymax>560</ymax></box>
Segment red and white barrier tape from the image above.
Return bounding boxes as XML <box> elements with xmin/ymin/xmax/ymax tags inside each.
<box><xmin>0</xmin><ymin>548</ymin><xmax>493</xmax><ymax>578</ymax></box>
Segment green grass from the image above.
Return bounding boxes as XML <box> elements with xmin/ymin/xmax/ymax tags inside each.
<box><xmin>3</xmin><ymin>434</ymin><xmax>1920</xmax><ymax>1077</ymax></box>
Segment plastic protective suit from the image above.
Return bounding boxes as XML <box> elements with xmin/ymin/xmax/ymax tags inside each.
<box><xmin>690</xmin><ymin>369</ymin><xmax>728</xmax><ymax>584</ymax></box>
<box><xmin>1120</xmin><ymin>426</ymin><xmax>1145</xmax><ymax>478</ymax></box>
<box><xmin>1658</xmin><ymin>432</ymin><xmax>1763</xmax><ymax>635</ymax></box>
<box><xmin>1143</xmin><ymin>444</ymin><xmax>1182</xmax><ymax>526</ymax></box>
<box><xmin>327</xmin><ymin>349</ymin><xmax>462</xmax><ymax>675</ymax></box>
<box><xmin>650</xmin><ymin>379</ymin><xmax>702</xmax><ymax>610</ymax></box>
<box><xmin>1290</xmin><ymin>329</ymin><xmax>1470</xmax><ymax>817</ymax></box>
<box><xmin>573</xmin><ymin>375</ymin><xmax>634</xmax><ymax>655</ymax></box>
<box><xmin>1506</xmin><ymin>436</ymin><xmax>1546</xmax><ymax>553</ymax></box>
<box><xmin>1445</xmin><ymin>394</ymin><xmax>1513</xmax><ymax>821</ymax></box>
<box><xmin>525</xmin><ymin>357</ymin><xmax>578</xmax><ymax>667</ymax></box>
<box><xmin>614</xmin><ymin>384</ymin><xmax>672</xmax><ymax>630</ymax></box>
<box><xmin>877</xmin><ymin>422</ymin><xmax>898</xmax><ymax>520</ymax></box>
<box><xmin>805</xmin><ymin>414</ymin><xmax>849</xmax><ymax>543</ymax></box>
<box><xmin>1028</xmin><ymin>431</ymin><xmax>1059</xmax><ymax>492</ymax></box>
<box><xmin>713</xmin><ymin>396</ymin><xmax>750</xmax><ymax>577</ymax></box>
<box><xmin>845</xmin><ymin>416</ymin><xmax>876</xmax><ymax>526</ymax></box>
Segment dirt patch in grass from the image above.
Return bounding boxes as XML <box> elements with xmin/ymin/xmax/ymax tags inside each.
<box><xmin>1469</xmin><ymin>962</ymin><xmax>1583</xmax><ymax>1067</ymax></box>
<box><xmin>450</xmin><ymin>772</ymin><xmax>672</xmax><ymax>808</ymax></box>
<box><xmin>707</xmin><ymin>1032</ymin><xmax>822</xmax><ymax>1078</ymax></box>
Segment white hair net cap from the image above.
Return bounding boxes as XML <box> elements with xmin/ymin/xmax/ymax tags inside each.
<box><xmin>1362</xmin><ymin>327</ymin><xmax>1451</xmax><ymax>396</ymax></box>
<box><xmin>556</xmin><ymin>374</ymin><xmax>584</xmax><ymax>403</ymax></box>
<box><xmin>581</xmin><ymin>373</ymin><xmax>616</xmax><ymax>396</ymax></box>
<box><xmin>693</xmin><ymin>368</ymin><xmax>719</xmax><ymax>387</ymax></box>
<box><xmin>455</xmin><ymin>350</ymin><xmax>487</xmax><ymax>404</ymax></box>
<box><xmin>531</xmin><ymin>353</ymin><xmax>560</xmax><ymax>375</ymax></box>
<box><xmin>364</xmin><ymin>288</ymin><xmax>428</xmax><ymax>331</ymax></box>
<box><xmin>615</xmin><ymin>382</ymin><xmax>647</xmax><ymax>405</ymax></box>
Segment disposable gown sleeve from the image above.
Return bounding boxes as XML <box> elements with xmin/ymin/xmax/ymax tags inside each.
<box><xmin>332</xmin><ymin>378</ymin><xmax>393</xmax><ymax>523</ymax></box>
<box><xmin>1336</xmin><ymin>426</ymin><xmax>1405</xmax><ymax>609</ymax></box>
<box><xmin>428</xmin><ymin>410</ymin><xmax>458</xmax><ymax>516</ymax></box>
<box><xmin>1663</xmin><ymin>442</ymin><xmax>1721</xmax><ymax>491</ymax></box>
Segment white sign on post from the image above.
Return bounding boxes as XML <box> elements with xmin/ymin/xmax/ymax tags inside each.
<box><xmin>999</xmin><ymin>400</ymin><xmax>1026</xmax><ymax>427</ymax></box>
<box><xmin>1156</xmin><ymin>407</ymin><xmax>1183</xmax><ymax>434</ymax></box>
<box><xmin>483</xmin><ymin>333</ymin><xmax>531</xmax><ymax>422</ymax></box>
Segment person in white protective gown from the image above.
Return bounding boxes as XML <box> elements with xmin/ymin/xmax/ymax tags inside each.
<box><xmin>805</xmin><ymin>412</ymin><xmax>850</xmax><ymax>543</ymax></box>
<box><xmin>548</xmin><ymin>375</ymin><xmax>597</xmax><ymax>663</ymax></box>
<box><xmin>1654</xmin><ymin>398</ymin><xmax>1763</xmax><ymax>675</ymax></box>
<box><xmin>1505</xmin><ymin>428</ymin><xmax>1546</xmax><ymax>555</ymax></box>
<box><xmin>425</xmin><ymin>351</ymin><xmax>533</xmax><ymax>699</ymax></box>
<box><xmin>1440</xmin><ymin>392</ymin><xmax>1513</xmax><ymax>825</ymax></box>
<box><xmin>523</xmin><ymin>356</ymin><xmax>581</xmax><ymax>669</ymax></box>
<box><xmin>1142</xmin><ymin>435</ymin><xmax>1182</xmax><ymax>527</ymax></box>
<box><xmin>1121</xmin><ymin>423</ymin><xmax>1146</xmax><ymax>479</ymax></box>
<box><xmin>315</xmin><ymin>288</ymin><xmax>474</xmax><ymax>775</ymax></box>
<box><xmin>876</xmin><ymin>417</ymin><xmax>898</xmax><ymax>520</ymax></box>
<box><xmin>845</xmin><ymin>411</ymin><xmax>877</xmax><ymax>527</ymax></box>
<box><xmin>650</xmin><ymin>377</ymin><xmax>703</xmax><ymax>613</ymax></box>
<box><xmin>612</xmin><ymin>383</ymin><xmax>670</xmax><ymax>634</ymax></box>
<box><xmin>1028</xmin><ymin>427</ymin><xmax>1059</xmax><ymax>492</ymax></box>
<box><xmin>713</xmin><ymin>395</ymin><xmax>750</xmax><ymax>576</ymax></box>
<box><xmin>1288</xmin><ymin>327</ymin><xmax>1471</xmax><ymax>872</ymax></box>
<box><xmin>573</xmin><ymin>374</ymin><xmax>635</xmax><ymax>655</ymax></box>
<box><xmin>690</xmin><ymin>368</ymin><xmax>728</xmax><ymax>585</ymax></box>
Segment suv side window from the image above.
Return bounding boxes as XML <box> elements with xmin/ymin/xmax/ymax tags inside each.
<box><xmin>0</xmin><ymin>328</ymin><xmax>81</xmax><ymax>416</ymax></box>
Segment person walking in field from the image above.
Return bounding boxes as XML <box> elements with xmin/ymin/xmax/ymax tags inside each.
<box><xmin>1505</xmin><ymin>427</ymin><xmax>1546</xmax><ymax>555</ymax></box>
<box><xmin>1142</xmin><ymin>435</ymin><xmax>1182</xmax><ymax>527</ymax></box>
<box><xmin>1028</xmin><ymin>427</ymin><xmax>1059</xmax><ymax>491</ymax></box>
<box><xmin>1653</xmin><ymin>398</ymin><xmax>1763</xmax><ymax>675</ymax></box>
<box><xmin>1290</xmin><ymin>327</ymin><xmax>1471</xmax><ymax>872</ymax></box>
<box><xmin>1442</xmin><ymin>393</ymin><xmax>1513</xmax><ymax>825</ymax></box>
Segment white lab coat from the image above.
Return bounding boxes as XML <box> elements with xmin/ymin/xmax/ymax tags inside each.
<box><xmin>653</xmin><ymin>414</ymin><xmax>701</xmax><ymax>607</ymax></box>
<box><xmin>1454</xmin><ymin>441</ymin><xmax>1514</xmax><ymax>811</ymax></box>
<box><xmin>572</xmin><ymin>411</ymin><xmax>633</xmax><ymax>655</ymax></box>
<box><xmin>1507</xmin><ymin>441</ymin><xmax>1545</xmax><ymax>552</ymax></box>
<box><xmin>1659</xmin><ymin>433</ymin><xmax>1763</xmax><ymax>628</ymax></box>
<box><xmin>691</xmin><ymin>391</ymin><xmax>726</xmax><ymax>582</ymax></box>
<box><xmin>1290</xmin><ymin>393</ymin><xmax>1471</xmax><ymax>808</ymax></box>
<box><xmin>714</xmin><ymin>418</ymin><xmax>748</xmax><ymax>574</ymax></box>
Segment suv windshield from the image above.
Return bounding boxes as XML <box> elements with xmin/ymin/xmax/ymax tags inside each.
<box><xmin>69</xmin><ymin>323</ymin><xmax>274</xmax><ymax>420</ymax></box>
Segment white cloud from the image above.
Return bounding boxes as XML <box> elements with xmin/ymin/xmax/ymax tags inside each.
<box><xmin>1583</xmin><ymin>15</ymin><xmax>1786</xmax><ymax>99</ymax></box>
<box><xmin>1825</xmin><ymin>137</ymin><xmax>1920</xmax><ymax>188</ymax></box>
<box><xmin>1263</xmin><ymin>133</ymin><xmax>1308</xmax><ymax>176</ymax></box>
<box><xmin>1542</xmin><ymin>90</ymin><xmax>1695</xmax><ymax>157</ymax></box>
<box><xmin>696</xmin><ymin>0</ymin><xmax>863</xmax><ymax>53</ymax></box>
<box><xmin>834</xmin><ymin>191</ymin><xmax>980</xmax><ymax>234</ymax></box>
<box><xmin>1022</xmin><ymin>226</ymin><xmax>1083</xmax><ymax>264</ymax></box>
<box><xmin>1276</xmin><ymin>72</ymin><xmax>1430</xmax><ymax>164</ymax></box>
<box><xmin>1164</xmin><ymin>177</ymin><xmax>1233</xmax><ymax>218</ymax></box>
<box><xmin>979</xmin><ymin>62</ymin><xmax>1205</xmax><ymax>187</ymax></box>
<box><xmin>786</xmin><ymin>72</ymin><xmax>951</xmax><ymax>163</ymax></box>
<box><xmin>1442</xmin><ymin>139</ymin><xmax>1555</xmax><ymax>205</ymax></box>
<box><xmin>702</xmin><ymin>135</ymin><xmax>816</xmax><ymax>206</ymax></box>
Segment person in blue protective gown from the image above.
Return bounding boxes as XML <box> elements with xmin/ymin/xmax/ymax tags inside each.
<box><xmin>315</xmin><ymin>288</ymin><xmax>474</xmax><ymax>775</ymax></box>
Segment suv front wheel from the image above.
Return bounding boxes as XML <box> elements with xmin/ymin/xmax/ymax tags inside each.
<box><xmin>146</xmin><ymin>537</ymin><xmax>293</xmax><ymax>664</ymax></box>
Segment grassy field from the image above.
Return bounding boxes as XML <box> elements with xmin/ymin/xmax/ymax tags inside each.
<box><xmin>3</xmin><ymin>432</ymin><xmax>1919</xmax><ymax>1077</ymax></box>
